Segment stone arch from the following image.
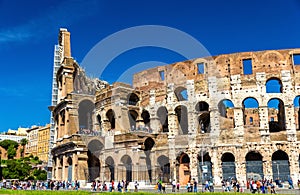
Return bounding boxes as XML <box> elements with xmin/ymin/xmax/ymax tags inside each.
<box><xmin>218</xmin><ymin>99</ymin><xmax>235</xmax><ymax>129</ymax></box>
<box><xmin>198</xmin><ymin>151</ymin><xmax>213</xmax><ymax>183</ymax></box>
<box><xmin>245</xmin><ymin>151</ymin><xmax>264</xmax><ymax>180</ymax></box>
<box><xmin>272</xmin><ymin>150</ymin><xmax>290</xmax><ymax>181</ymax></box>
<box><xmin>268</xmin><ymin>98</ymin><xmax>286</xmax><ymax>132</ymax></box>
<box><xmin>157</xmin><ymin>106</ymin><xmax>168</xmax><ymax>132</ymax></box>
<box><xmin>293</xmin><ymin>96</ymin><xmax>300</xmax><ymax>130</ymax></box>
<box><xmin>105</xmin><ymin>156</ymin><xmax>115</xmax><ymax>181</ymax></box>
<box><xmin>221</xmin><ymin>152</ymin><xmax>236</xmax><ymax>180</ymax></box>
<box><xmin>196</xmin><ymin>101</ymin><xmax>210</xmax><ymax>133</ymax></box>
<box><xmin>120</xmin><ymin>155</ymin><xmax>132</xmax><ymax>182</ymax></box>
<box><xmin>175</xmin><ymin>105</ymin><xmax>188</xmax><ymax>135</ymax></box>
<box><xmin>78</xmin><ymin>99</ymin><xmax>95</xmax><ymax>131</ymax></box>
<box><xmin>128</xmin><ymin>110</ymin><xmax>138</xmax><ymax>131</ymax></box>
<box><xmin>242</xmin><ymin>97</ymin><xmax>259</xmax><ymax>126</ymax></box>
<box><xmin>174</xmin><ymin>86</ymin><xmax>188</xmax><ymax>101</ymax></box>
<box><xmin>195</xmin><ymin>101</ymin><xmax>209</xmax><ymax>112</ymax></box>
<box><xmin>198</xmin><ymin>112</ymin><xmax>210</xmax><ymax>133</ymax></box>
<box><xmin>218</xmin><ymin>99</ymin><xmax>234</xmax><ymax>118</ymax></box>
<box><xmin>266</xmin><ymin>77</ymin><xmax>283</xmax><ymax>93</ymax></box>
<box><xmin>106</xmin><ymin>109</ymin><xmax>116</xmax><ymax>129</ymax></box>
<box><xmin>127</xmin><ymin>93</ymin><xmax>139</xmax><ymax>106</ymax></box>
<box><xmin>262</xmin><ymin>50</ymin><xmax>284</xmax><ymax>62</ymax></box>
<box><xmin>87</xmin><ymin>139</ymin><xmax>103</xmax><ymax>182</ymax></box>
<box><xmin>178</xmin><ymin>153</ymin><xmax>190</xmax><ymax>185</ymax></box>
<box><xmin>67</xmin><ymin>157</ymin><xmax>73</xmax><ymax>182</ymax></box>
<box><xmin>96</xmin><ymin>114</ymin><xmax>102</xmax><ymax>134</ymax></box>
<box><xmin>141</xmin><ymin>109</ymin><xmax>151</xmax><ymax>130</ymax></box>
<box><xmin>157</xmin><ymin>155</ymin><xmax>170</xmax><ymax>183</ymax></box>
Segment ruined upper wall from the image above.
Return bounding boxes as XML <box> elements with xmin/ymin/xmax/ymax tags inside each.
<box><xmin>133</xmin><ymin>48</ymin><xmax>300</xmax><ymax>91</ymax></box>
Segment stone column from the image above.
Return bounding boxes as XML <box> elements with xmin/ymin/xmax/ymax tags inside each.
<box><xmin>189</xmin><ymin>150</ymin><xmax>198</xmax><ymax>180</ymax></box>
<box><xmin>211</xmin><ymin>149</ymin><xmax>222</xmax><ymax>185</ymax></box>
<box><xmin>258</xmin><ymin>106</ymin><xmax>270</xmax><ymax>142</ymax></box>
<box><xmin>77</xmin><ymin>152</ymin><xmax>88</xmax><ymax>182</ymax></box>
<box><xmin>235</xmin><ymin>161</ymin><xmax>246</xmax><ymax>183</ymax></box>
<box><xmin>62</xmin><ymin>155</ymin><xmax>67</xmax><ymax>181</ymax></box>
<box><xmin>233</xmin><ymin>107</ymin><xmax>244</xmax><ymax>141</ymax></box>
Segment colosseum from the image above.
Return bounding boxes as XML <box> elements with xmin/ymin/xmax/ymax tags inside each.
<box><xmin>50</xmin><ymin>28</ymin><xmax>300</xmax><ymax>186</ymax></box>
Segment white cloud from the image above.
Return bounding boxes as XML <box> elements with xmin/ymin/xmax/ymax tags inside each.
<box><xmin>0</xmin><ymin>0</ymin><xmax>100</xmax><ymax>43</ymax></box>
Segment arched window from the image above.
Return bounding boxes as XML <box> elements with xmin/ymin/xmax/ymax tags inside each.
<box><xmin>78</xmin><ymin>100</ymin><xmax>95</xmax><ymax>130</ymax></box>
<box><xmin>128</xmin><ymin>93</ymin><xmax>139</xmax><ymax>106</ymax></box>
<box><xmin>157</xmin><ymin>107</ymin><xmax>168</xmax><ymax>132</ymax></box>
<box><xmin>121</xmin><ymin>155</ymin><xmax>132</xmax><ymax>182</ymax></box>
<box><xmin>175</xmin><ymin>87</ymin><xmax>188</xmax><ymax>101</ymax></box>
<box><xmin>266</xmin><ymin>78</ymin><xmax>283</xmax><ymax>93</ymax></box>
<box><xmin>106</xmin><ymin>109</ymin><xmax>116</xmax><ymax>129</ymax></box>
<box><xmin>158</xmin><ymin>155</ymin><xmax>170</xmax><ymax>183</ymax></box>
<box><xmin>141</xmin><ymin>110</ymin><xmax>151</xmax><ymax>131</ymax></box>
<box><xmin>221</xmin><ymin>153</ymin><xmax>236</xmax><ymax>180</ymax></box>
<box><xmin>218</xmin><ymin>99</ymin><xmax>234</xmax><ymax>118</ymax></box>
<box><xmin>128</xmin><ymin>110</ymin><xmax>138</xmax><ymax>131</ymax></box>
<box><xmin>245</xmin><ymin>151</ymin><xmax>264</xmax><ymax>180</ymax></box>
<box><xmin>272</xmin><ymin>150</ymin><xmax>290</xmax><ymax>181</ymax></box>
<box><xmin>195</xmin><ymin>101</ymin><xmax>209</xmax><ymax>112</ymax></box>
<box><xmin>268</xmin><ymin>98</ymin><xmax>286</xmax><ymax>132</ymax></box>
<box><xmin>242</xmin><ymin>97</ymin><xmax>259</xmax><ymax>126</ymax></box>
<box><xmin>175</xmin><ymin>105</ymin><xmax>188</xmax><ymax>135</ymax></box>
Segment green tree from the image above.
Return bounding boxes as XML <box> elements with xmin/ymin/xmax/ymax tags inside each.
<box><xmin>0</xmin><ymin>140</ymin><xmax>18</xmax><ymax>150</ymax></box>
<box><xmin>20</xmin><ymin>138</ymin><xmax>28</xmax><ymax>157</ymax></box>
<box><xmin>2</xmin><ymin>159</ymin><xmax>31</xmax><ymax>180</ymax></box>
<box><xmin>7</xmin><ymin>145</ymin><xmax>16</xmax><ymax>159</ymax></box>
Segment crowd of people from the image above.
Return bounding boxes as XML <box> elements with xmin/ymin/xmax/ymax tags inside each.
<box><xmin>1</xmin><ymin>179</ymin><xmax>80</xmax><ymax>191</ymax></box>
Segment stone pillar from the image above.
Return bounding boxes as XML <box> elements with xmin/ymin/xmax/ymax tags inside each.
<box><xmin>211</xmin><ymin>149</ymin><xmax>222</xmax><ymax>185</ymax></box>
<box><xmin>77</xmin><ymin>153</ymin><xmax>88</xmax><ymax>182</ymax></box>
<box><xmin>189</xmin><ymin>150</ymin><xmax>198</xmax><ymax>180</ymax></box>
<box><xmin>236</xmin><ymin>161</ymin><xmax>246</xmax><ymax>183</ymax></box>
<box><xmin>258</xmin><ymin>106</ymin><xmax>270</xmax><ymax>142</ymax></box>
<box><xmin>285</xmin><ymin>105</ymin><xmax>297</xmax><ymax>141</ymax></box>
<box><xmin>233</xmin><ymin>107</ymin><xmax>244</xmax><ymax>141</ymax></box>
<box><xmin>62</xmin><ymin>155</ymin><xmax>67</xmax><ymax>181</ymax></box>
<box><xmin>57</xmin><ymin>157</ymin><xmax>63</xmax><ymax>180</ymax></box>
<box><xmin>289</xmin><ymin>143</ymin><xmax>300</xmax><ymax>183</ymax></box>
<box><xmin>73</xmin><ymin>153</ymin><xmax>79</xmax><ymax>181</ymax></box>
<box><xmin>263</xmin><ymin>155</ymin><xmax>273</xmax><ymax>180</ymax></box>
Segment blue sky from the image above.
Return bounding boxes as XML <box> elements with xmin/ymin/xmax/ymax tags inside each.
<box><xmin>0</xmin><ymin>0</ymin><xmax>299</xmax><ymax>131</ymax></box>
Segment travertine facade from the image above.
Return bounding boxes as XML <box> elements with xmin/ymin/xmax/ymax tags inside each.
<box><xmin>51</xmin><ymin>28</ymin><xmax>300</xmax><ymax>186</ymax></box>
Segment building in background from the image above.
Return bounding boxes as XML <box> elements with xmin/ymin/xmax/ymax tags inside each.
<box><xmin>37</xmin><ymin>124</ymin><xmax>50</xmax><ymax>163</ymax></box>
<box><xmin>26</xmin><ymin>126</ymin><xmax>39</xmax><ymax>157</ymax></box>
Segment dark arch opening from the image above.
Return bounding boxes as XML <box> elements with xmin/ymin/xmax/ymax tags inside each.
<box><xmin>175</xmin><ymin>105</ymin><xmax>188</xmax><ymax>135</ymax></box>
<box><xmin>128</xmin><ymin>93</ymin><xmax>139</xmax><ymax>106</ymax></box>
<box><xmin>268</xmin><ymin>98</ymin><xmax>286</xmax><ymax>132</ymax></box>
<box><xmin>197</xmin><ymin>152</ymin><xmax>213</xmax><ymax>183</ymax></box>
<box><xmin>157</xmin><ymin>107</ymin><xmax>168</xmax><ymax>132</ymax></box>
<box><xmin>221</xmin><ymin>153</ymin><xmax>236</xmax><ymax>180</ymax></box>
<box><xmin>121</xmin><ymin>155</ymin><xmax>132</xmax><ymax>182</ymax></box>
<box><xmin>195</xmin><ymin>101</ymin><xmax>209</xmax><ymax>112</ymax></box>
<box><xmin>78</xmin><ymin>100</ymin><xmax>95</xmax><ymax>130</ymax></box>
<box><xmin>198</xmin><ymin>112</ymin><xmax>210</xmax><ymax>133</ymax></box>
<box><xmin>157</xmin><ymin>155</ymin><xmax>170</xmax><ymax>183</ymax></box>
<box><xmin>266</xmin><ymin>78</ymin><xmax>283</xmax><ymax>93</ymax></box>
<box><xmin>272</xmin><ymin>150</ymin><xmax>290</xmax><ymax>181</ymax></box>
<box><xmin>245</xmin><ymin>151</ymin><xmax>263</xmax><ymax>180</ymax></box>
<box><xmin>105</xmin><ymin>157</ymin><xmax>115</xmax><ymax>181</ymax></box>
<box><xmin>87</xmin><ymin>139</ymin><xmax>103</xmax><ymax>182</ymax></box>
<box><xmin>106</xmin><ymin>109</ymin><xmax>116</xmax><ymax>129</ymax></box>
<box><xmin>128</xmin><ymin>110</ymin><xmax>138</xmax><ymax>131</ymax></box>
<box><xmin>141</xmin><ymin>110</ymin><xmax>151</xmax><ymax>132</ymax></box>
